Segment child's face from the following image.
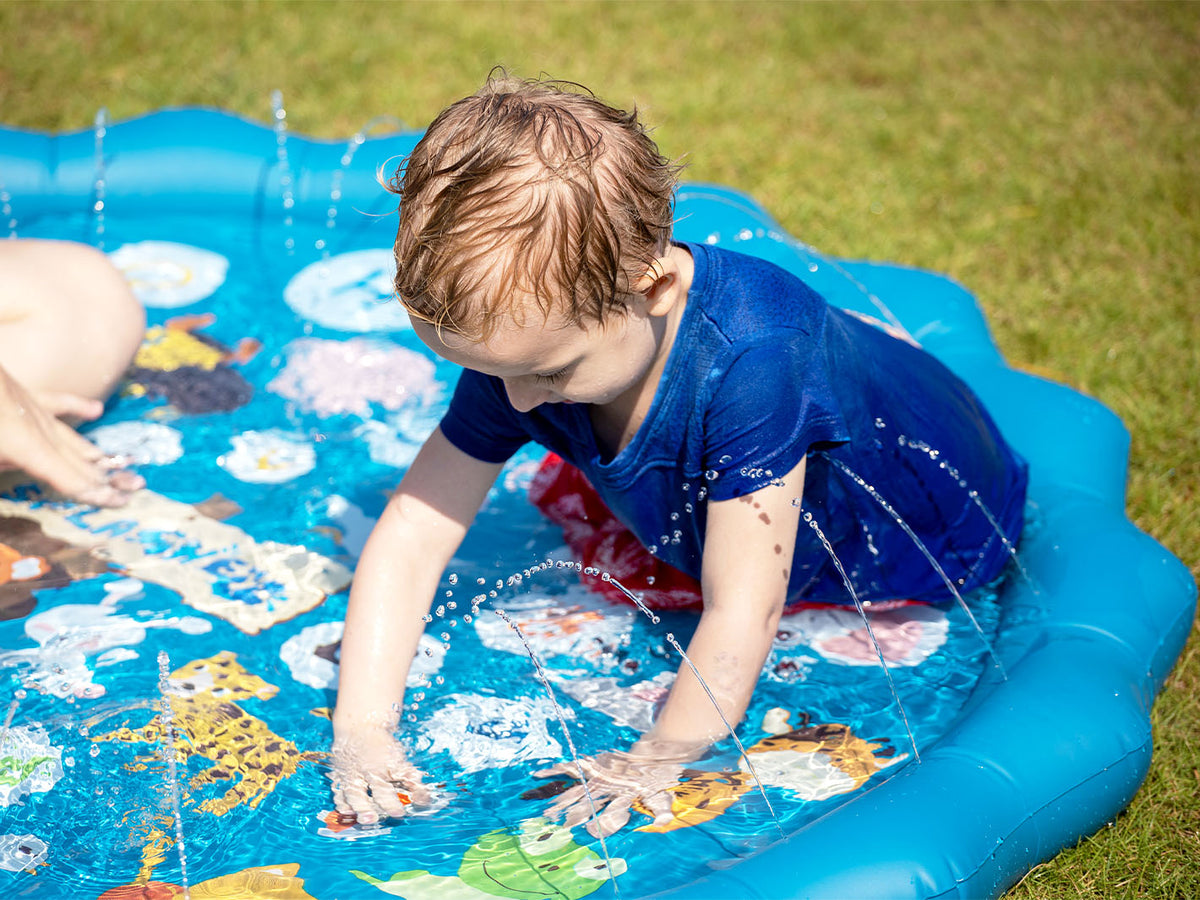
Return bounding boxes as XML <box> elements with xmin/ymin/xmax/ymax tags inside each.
<box><xmin>413</xmin><ymin>298</ymin><xmax>668</xmax><ymax>413</ymax></box>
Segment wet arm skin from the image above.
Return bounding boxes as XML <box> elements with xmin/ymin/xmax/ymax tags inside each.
<box><xmin>641</xmin><ymin>455</ymin><xmax>806</xmax><ymax>752</ymax></box>
<box><xmin>331</xmin><ymin>427</ymin><xmax>502</xmax><ymax>822</ymax></box>
<box><xmin>540</xmin><ymin>457</ymin><xmax>806</xmax><ymax>835</ymax></box>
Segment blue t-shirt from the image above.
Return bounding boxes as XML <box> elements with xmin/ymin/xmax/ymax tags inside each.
<box><xmin>440</xmin><ymin>242</ymin><xmax>1028</xmax><ymax>605</ymax></box>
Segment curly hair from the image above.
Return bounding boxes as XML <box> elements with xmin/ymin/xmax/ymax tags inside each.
<box><xmin>389</xmin><ymin>72</ymin><xmax>682</xmax><ymax>341</ymax></box>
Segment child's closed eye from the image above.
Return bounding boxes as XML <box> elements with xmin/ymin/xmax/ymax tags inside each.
<box><xmin>533</xmin><ymin>368</ymin><xmax>569</xmax><ymax>385</ymax></box>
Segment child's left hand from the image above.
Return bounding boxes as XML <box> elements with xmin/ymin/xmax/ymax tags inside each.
<box><xmin>534</xmin><ymin>744</ymin><xmax>696</xmax><ymax>837</ymax></box>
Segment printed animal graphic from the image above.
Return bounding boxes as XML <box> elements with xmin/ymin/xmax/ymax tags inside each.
<box><xmin>352</xmin><ymin>816</ymin><xmax>626</xmax><ymax>899</ymax></box>
<box><xmin>0</xmin><ymin>513</ymin><xmax>108</xmax><ymax>620</ymax></box>
<box><xmin>633</xmin><ymin>708</ymin><xmax>907</xmax><ymax>832</ymax></box>
<box><xmin>633</xmin><ymin>769</ymin><xmax>752</xmax><ymax>832</ymax></box>
<box><xmin>99</xmin><ymin>862</ymin><xmax>317</xmax><ymax>899</ymax></box>
<box><xmin>93</xmin><ymin>652</ymin><xmax>322</xmax><ymax>817</ymax></box>
<box><xmin>125</xmin><ymin>313</ymin><xmax>260</xmax><ymax>414</ymax></box>
<box><xmin>746</xmin><ymin>708</ymin><xmax>906</xmax><ymax>791</ymax></box>
<box><xmin>0</xmin><ymin>833</ymin><xmax>48</xmax><ymax>873</ymax></box>
<box><xmin>0</xmin><ymin>488</ymin><xmax>352</xmax><ymax>635</ymax></box>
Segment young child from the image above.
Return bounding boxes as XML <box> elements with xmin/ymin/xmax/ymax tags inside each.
<box><xmin>0</xmin><ymin>238</ymin><xmax>146</xmax><ymax>507</ymax></box>
<box><xmin>330</xmin><ymin>74</ymin><xmax>1028</xmax><ymax>837</ymax></box>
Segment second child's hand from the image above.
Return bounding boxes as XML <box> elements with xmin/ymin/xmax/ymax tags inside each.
<box><xmin>0</xmin><ymin>362</ymin><xmax>144</xmax><ymax>506</ymax></box>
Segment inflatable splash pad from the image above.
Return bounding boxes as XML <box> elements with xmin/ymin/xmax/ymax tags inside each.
<box><xmin>0</xmin><ymin>108</ymin><xmax>1194</xmax><ymax>900</ymax></box>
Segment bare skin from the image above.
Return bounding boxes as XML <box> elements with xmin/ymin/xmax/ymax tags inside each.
<box><xmin>330</xmin><ymin>246</ymin><xmax>807</xmax><ymax>836</ymax></box>
<box><xmin>0</xmin><ymin>239</ymin><xmax>145</xmax><ymax>505</ymax></box>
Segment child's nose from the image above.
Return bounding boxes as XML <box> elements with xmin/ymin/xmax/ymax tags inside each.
<box><xmin>502</xmin><ymin>377</ymin><xmax>549</xmax><ymax>413</ymax></box>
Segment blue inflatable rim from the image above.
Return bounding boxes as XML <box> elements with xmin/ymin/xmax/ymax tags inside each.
<box><xmin>0</xmin><ymin>108</ymin><xmax>1194</xmax><ymax>900</ymax></box>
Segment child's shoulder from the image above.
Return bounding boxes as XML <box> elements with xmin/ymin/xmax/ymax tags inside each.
<box><xmin>685</xmin><ymin>242</ymin><xmax>828</xmax><ymax>344</ymax></box>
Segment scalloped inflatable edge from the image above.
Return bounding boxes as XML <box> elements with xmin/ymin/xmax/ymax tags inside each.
<box><xmin>1</xmin><ymin>109</ymin><xmax>1194</xmax><ymax>900</ymax></box>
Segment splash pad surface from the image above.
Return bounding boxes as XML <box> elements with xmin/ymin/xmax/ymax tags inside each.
<box><xmin>0</xmin><ymin>110</ymin><xmax>1194</xmax><ymax>900</ymax></box>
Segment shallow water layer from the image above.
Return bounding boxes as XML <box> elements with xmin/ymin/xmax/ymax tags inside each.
<box><xmin>0</xmin><ymin>213</ymin><xmax>1004</xmax><ymax>899</ymax></box>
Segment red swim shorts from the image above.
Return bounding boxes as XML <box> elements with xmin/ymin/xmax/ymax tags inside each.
<box><xmin>528</xmin><ymin>453</ymin><xmax>918</xmax><ymax>614</ymax></box>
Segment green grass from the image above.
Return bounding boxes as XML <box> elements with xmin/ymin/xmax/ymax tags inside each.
<box><xmin>2</xmin><ymin>1</ymin><xmax>1196</xmax><ymax>895</ymax></box>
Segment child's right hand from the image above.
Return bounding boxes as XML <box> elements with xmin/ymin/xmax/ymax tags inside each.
<box><xmin>0</xmin><ymin>363</ymin><xmax>144</xmax><ymax>507</ymax></box>
<box><xmin>330</xmin><ymin>724</ymin><xmax>431</xmax><ymax>825</ymax></box>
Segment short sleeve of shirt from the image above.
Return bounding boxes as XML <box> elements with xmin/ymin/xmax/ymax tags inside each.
<box><xmin>702</xmin><ymin>330</ymin><xmax>849</xmax><ymax>501</ymax></box>
<box><xmin>439</xmin><ymin>368</ymin><xmax>531</xmax><ymax>464</ymax></box>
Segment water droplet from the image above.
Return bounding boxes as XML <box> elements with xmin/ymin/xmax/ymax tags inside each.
<box><xmin>874</xmin><ymin>418</ymin><xmax>887</xmax><ymax>429</ymax></box>
<box><xmin>705</xmin><ymin>469</ymin><xmax>719</xmax><ymax>481</ymax></box>
<box><xmin>440</xmin><ymin>632</ymin><xmax>450</xmax><ymax>641</ymax></box>
<box><xmin>89</xmin><ymin>745</ymin><xmax>100</xmax><ymax>758</ymax></box>
<box><xmin>448</xmin><ymin>573</ymin><xmax>459</xmax><ymax>585</ymax></box>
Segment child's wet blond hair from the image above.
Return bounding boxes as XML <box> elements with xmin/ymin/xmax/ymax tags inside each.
<box><xmin>389</xmin><ymin>72</ymin><xmax>681</xmax><ymax>341</ymax></box>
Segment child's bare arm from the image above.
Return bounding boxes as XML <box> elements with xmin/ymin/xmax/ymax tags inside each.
<box><xmin>644</xmin><ymin>455</ymin><xmax>806</xmax><ymax>751</ymax></box>
<box><xmin>331</xmin><ymin>427</ymin><xmax>502</xmax><ymax>823</ymax></box>
<box><xmin>541</xmin><ymin>458</ymin><xmax>806</xmax><ymax>836</ymax></box>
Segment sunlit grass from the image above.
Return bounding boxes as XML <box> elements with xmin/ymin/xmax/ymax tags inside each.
<box><xmin>1</xmin><ymin>1</ymin><xmax>1196</xmax><ymax>896</ymax></box>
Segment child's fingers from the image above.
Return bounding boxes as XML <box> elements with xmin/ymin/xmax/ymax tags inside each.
<box><xmin>387</xmin><ymin>762</ymin><xmax>431</xmax><ymax>807</ymax></box>
<box><xmin>587</xmin><ymin>799</ymin><xmax>633</xmax><ymax>838</ymax></box>
<box><xmin>532</xmin><ymin>763</ymin><xmax>575</xmax><ymax>780</ymax></box>
<box><xmin>106</xmin><ymin>468</ymin><xmax>146</xmax><ymax>493</ymax></box>
<box><xmin>54</xmin><ymin>420</ymin><xmax>106</xmax><ymax>462</ymax></box>
<box><xmin>546</xmin><ymin>783</ymin><xmax>591</xmax><ymax>822</ymax></box>
<box><xmin>367</xmin><ymin>775</ymin><xmax>412</xmax><ymax>820</ymax></box>
<box><xmin>335</xmin><ymin>781</ymin><xmax>380</xmax><ymax>825</ymax></box>
<box><xmin>639</xmin><ymin>787</ymin><xmax>675</xmax><ymax>825</ymax></box>
<box><xmin>30</xmin><ymin>389</ymin><xmax>105</xmax><ymax>422</ymax></box>
<box><xmin>41</xmin><ymin>421</ymin><xmax>142</xmax><ymax>506</ymax></box>
<box><xmin>563</xmin><ymin>798</ymin><xmax>597</xmax><ymax>830</ymax></box>
<box><xmin>71</xmin><ymin>479</ymin><xmax>139</xmax><ymax>509</ymax></box>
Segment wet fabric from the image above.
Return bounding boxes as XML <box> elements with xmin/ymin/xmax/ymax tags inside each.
<box><xmin>458</xmin><ymin>247</ymin><xmax>1032</xmax><ymax>609</ymax></box>
<box><xmin>442</xmin><ymin>243</ymin><xmax>1027</xmax><ymax>606</ymax></box>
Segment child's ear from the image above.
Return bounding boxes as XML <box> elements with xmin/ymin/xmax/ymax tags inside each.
<box><xmin>634</xmin><ymin>256</ymin><xmax>682</xmax><ymax>316</ymax></box>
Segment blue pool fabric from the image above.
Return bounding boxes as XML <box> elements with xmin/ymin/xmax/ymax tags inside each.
<box><xmin>0</xmin><ymin>110</ymin><xmax>1193</xmax><ymax>900</ymax></box>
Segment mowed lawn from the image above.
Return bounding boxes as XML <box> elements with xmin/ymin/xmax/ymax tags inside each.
<box><xmin>1</xmin><ymin>2</ymin><xmax>1196</xmax><ymax>897</ymax></box>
